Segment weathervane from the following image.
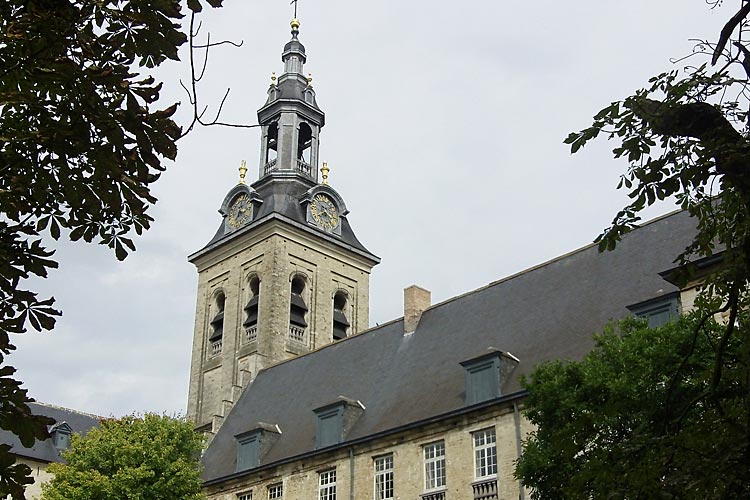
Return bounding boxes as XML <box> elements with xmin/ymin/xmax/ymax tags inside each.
<box><xmin>290</xmin><ymin>0</ymin><xmax>299</xmax><ymax>18</ymax></box>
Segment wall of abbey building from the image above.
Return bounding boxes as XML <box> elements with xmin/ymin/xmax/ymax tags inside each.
<box><xmin>204</xmin><ymin>403</ymin><xmax>534</xmax><ymax>500</ymax></box>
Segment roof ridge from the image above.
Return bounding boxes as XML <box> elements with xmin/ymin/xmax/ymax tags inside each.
<box><xmin>406</xmin><ymin>207</ymin><xmax>686</xmax><ymax>315</ymax></box>
<box><xmin>31</xmin><ymin>401</ymin><xmax>103</xmax><ymax>420</ymax></box>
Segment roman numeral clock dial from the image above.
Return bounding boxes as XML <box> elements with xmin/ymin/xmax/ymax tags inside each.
<box><xmin>227</xmin><ymin>194</ymin><xmax>252</xmax><ymax>229</ymax></box>
<box><xmin>310</xmin><ymin>194</ymin><xmax>339</xmax><ymax>231</ymax></box>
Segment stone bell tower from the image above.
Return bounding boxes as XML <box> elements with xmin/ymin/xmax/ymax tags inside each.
<box><xmin>186</xmin><ymin>19</ymin><xmax>380</xmax><ymax>433</ymax></box>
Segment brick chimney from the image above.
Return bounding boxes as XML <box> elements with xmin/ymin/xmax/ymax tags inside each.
<box><xmin>404</xmin><ymin>285</ymin><xmax>431</xmax><ymax>335</ymax></box>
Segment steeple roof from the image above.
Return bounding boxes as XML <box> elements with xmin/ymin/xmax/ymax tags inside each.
<box><xmin>282</xmin><ymin>19</ymin><xmax>305</xmax><ymax>59</ymax></box>
<box><xmin>259</xmin><ymin>19</ymin><xmax>323</xmax><ymax>118</ymax></box>
<box><xmin>189</xmin><ymin>18</ymin><xmax>377</xmax><ymax>265</ymax></box>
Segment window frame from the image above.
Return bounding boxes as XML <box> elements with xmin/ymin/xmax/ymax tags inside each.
<box><xmin>237</xmin><ymin>492</ymin><xmax>252</xmax><ymax>500</ymax></box>
<box><xmin>268</xmin><ymin>483</ymin><xmax>283</xmax><ymax>499</ymax></box>
<box><xmin>423</xmin><ymin>441</ymin><xmax>446</xmax><ymax>492</ymax></box>
<box><xmin>373</xmin><ymin>454</ymin><xmax>394</xmax><ymax>500</ymax></box>
<box><xmin>318</xmin><ymin>469</ymin><xmax>337</xmax><ymax>500</ymax></box>
<box><xmin>472</xmin><ymin>427</ymin><xmax>498</xmax><ymax>479</ymax></box>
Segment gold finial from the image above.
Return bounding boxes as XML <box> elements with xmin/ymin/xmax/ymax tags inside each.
<box><xmin>239</xmin><ymin>160</ymin><xmax>247</xmax><ymax>184</ymax></box>
<box><xmin>270</xmin><ymin>72</ymin><xmax>277</xmax><ymax>85</ymax></box>
<box><xmin>321</xmin><ymin>161</ymin><xmax>329</xmax><ymax>185</ymax></box>
<box><xmin>290</xmin><ymin>18</ymin><xmax>300</xmax><ymax>30</ymax></box>
<box><xmin>306</xmin><ymin>73</ymin><xmax>313</xmax><ymax>85</ymax></box>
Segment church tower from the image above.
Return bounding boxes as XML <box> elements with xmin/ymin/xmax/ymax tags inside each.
<box><xmin>186</xmin><ymin>19</ymin><xmax>380</xmax><ymax>433</ymax></box>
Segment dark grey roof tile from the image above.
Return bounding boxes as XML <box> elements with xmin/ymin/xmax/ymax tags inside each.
<box><xmin>1</xmin><ymin>402</ymin><xmax>100</xmax><ymax>463</ymax></box>
<box><xmin>202</xmin><ymin>209</ymin><xmax>697</xmax><ymax>481</ymax></box>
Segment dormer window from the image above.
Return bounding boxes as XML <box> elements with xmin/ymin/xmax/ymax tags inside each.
<box><xmin>627</xmin><ymin>293</ymin><xmax>680</xmax><ymax>328</ymax></box>
<box><xmin>209</xmin><ymin>293</ymin><xmax>225</xmax><ymax>356</ymax></box>
<box><xmin>51</xmin><ymin>422</ymin><xmax>73</xmax><ymax>450</ymax></box>
<box><xmin>236</xmin><ymin>430</ymin><xmax>261</xmax><ymax>471</ymax></box>
<box><xmin>460</xmin><ymin>350</ymin><xmax>519</xmax><ymax>406</ymax></box>
<box><xmin>332</xmin><ymin>292</ymin><xmax>350</xmax><ymax>341</ymax></box>
<box><xmin>313</xmin><ymin>397</ymin><xmax>365</xmax><ymax>449</ymax></box>
<box><xmin>289</xmin><ymin>276</ymin><xmax>308</xmax><ymax>344</ymax></box>
<box><xmin>243</xmin><ymin>276</ymin><xmax>260</xmax><ymax>343</ymax></box>
<box><xmin>235</xmin><ymin>424</ymin><xmax>281</xmax><ymax>472</ymax></box>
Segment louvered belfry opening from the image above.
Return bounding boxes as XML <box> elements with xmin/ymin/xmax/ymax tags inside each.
<box><xmin>289</xmin><ymin>276</ymin><xmax>308</xmax><ymax>343</ymax></box>
<box><xmin>332</xmin><ymin>292</ymin><xmax>349</xmax><ymax>341</ymax></box>
<box><xmin>209</xmin><ymin>293</ymin><xmax>226</xmax><ymax>356</ymax></box>
<box><xmin>243</xmin><ymin>277</ymin><xmax>260</xmax><ymax>343</ymax></box>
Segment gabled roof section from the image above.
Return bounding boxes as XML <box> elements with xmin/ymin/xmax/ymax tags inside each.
<box><xmin>202</xmin><ymin>209</ymin><xmax>698</xmax><ymax>482</ymax></box>
<box><xmin>0</xmin><ymin>402</ymin><xmax>100</xmax><ymax>463</ymax></box>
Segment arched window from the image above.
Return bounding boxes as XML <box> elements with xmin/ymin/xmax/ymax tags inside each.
<box><xmin>289</xmin><ymin>275</ymin><xmax>308</xmax><ymax>343</ymax></box>
<box><xmin>243</xmin><ymin>276</ymin><xmax>260</xmax><ymax>343</ymax></box>
<box><xmin>333</xmin><ymin>292</ymin><xmax>350</xmax><ymax>341</ymax></box>
<box><xmin>209</xmin><ymin>293</ymin><xmax>225</xmax><ymax>356</ymax></box>
<box><xmin>297</xmin><ymin>122</ymin><xmax>312</xmax><ymax>165</ymax></box>
<box><xmin>265</xmin><ymin>123</ymin><xmax>278</xmax><ymax>164</ymax></box>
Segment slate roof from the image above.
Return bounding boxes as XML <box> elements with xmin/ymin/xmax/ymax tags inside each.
<box><xmin>191</xmin><ymin>177</ymin><xmax>377</xmax><ymax>263</ymax></box>
<box><xmin>202</xmin><ymin>209</ymin><xmax>697</xmax><ymax>482</ymax></box>
<box><xmin>1</xmin><ymin>402</ymin><xmax>100</xmax><ymax>463</ymax></box>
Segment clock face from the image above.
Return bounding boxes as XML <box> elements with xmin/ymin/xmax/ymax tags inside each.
<box><xmin>227</xmin><ymin>194</ymin><xmax>252</xmax><ymax>229</ymax></box>
<box><xmin>310</xmin><ymin>193</ymin><xmax>339</xmax><ymax>231</ymax></box>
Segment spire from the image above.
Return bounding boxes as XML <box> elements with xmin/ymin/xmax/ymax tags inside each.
<box><xmin>256</xmin><ymin>17</ymin><xmax>325</xmax><ymax>183</ymax></box>
<box><xmin>282</xmin><ymin>18</ymin><xmax>306</xmax><ymax>75</ymax></box>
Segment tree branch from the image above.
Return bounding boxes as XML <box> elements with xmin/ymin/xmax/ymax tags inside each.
<box><xmin>633</xmin><ymin>98</ymin><xmax>750</xmax><ymax>195</ymax></box>
<box><xmin>712</xmin><ymin>2</ymin><xmax>750</xmax><ymax>65</ymax></box>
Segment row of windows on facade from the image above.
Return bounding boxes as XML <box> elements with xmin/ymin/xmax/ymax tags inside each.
<box><xmin>208</xmin><ymin>275</ymin><xmax>351</xmax><ymax>356</ymax></box>
<box><xmin>235</xmin><ymin>428</ymin><xmax>498</xmax><ymax>500</ymax></box>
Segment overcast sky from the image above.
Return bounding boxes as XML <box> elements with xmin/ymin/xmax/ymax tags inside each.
<box><xmin>10</xmin><ymin>1</ymin><xmax>730</xmax><ymax>417</ymax></box>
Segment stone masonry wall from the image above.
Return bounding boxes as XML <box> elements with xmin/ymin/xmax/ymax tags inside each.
<box><xmin>205</xmin><ymin>402</ymin><xmax>533</xmax><ymax>500</ymax></box>
<box><xmin>187</xmin><ymin>221</ymin><xmax>374</xmax><ymax>430</ymax></box>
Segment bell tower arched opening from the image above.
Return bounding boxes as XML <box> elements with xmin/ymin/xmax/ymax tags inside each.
<box><xmin>265</xmin><ymin>123</ymin><xmax>278</xmax><ymax>165</ymax></box>
<box><xmin>333</xmin><ymin>292</ymin><xmax>350</xmax><ymax>341</ymax></box>
<box><xmin>209</xmin><ymin>292</ymin><xmax>226</xmax><ymax>357</ymax></box>
<box><xmin>297</xmin><ymin>122</ymin><xmax>312</xmax><ymax>165</ymax></box>
<box><xmin>243</xmin><ymin>276</ymin><xmax>261</xmax><ymax>343</ymax></box>
<box><xmin>289</xmin><ymin>275</ymin><xmax>309</xmax><ymax>345</ymax></box>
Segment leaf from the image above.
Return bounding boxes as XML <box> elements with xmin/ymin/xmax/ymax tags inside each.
<box><xmin>49</xmin><ymin>218</ymin><xmax>60</xmax><ymax>240</ymax></box>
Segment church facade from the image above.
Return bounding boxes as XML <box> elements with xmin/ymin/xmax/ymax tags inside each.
<box><xmin>187</xmin><ymin>17</ymin><xmax>700</xmax><ymax>500</ymax></box>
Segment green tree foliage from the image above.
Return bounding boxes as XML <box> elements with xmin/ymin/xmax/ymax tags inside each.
<box><xmin>41</xmin><ymin>414</ymin><xmax>205</xmax><ymax>500</ymax></box>
<box><xmin>562</xmin><ymin>2</ymin><xmax>750</xmax><ymax>313</ymax></box>
<box><xmin>516</xmin><ymin>315</ymin><xmax>750</xmax><ymax>499</ymax></box>
<box><xmin>0</xmin><ymin>0</ymin><xmax>220</xmax><ymax>497</ymax></box>
<box><xmin>517</xmin><ymin>2</ymin><xmax>750</xmax><ymax>498</ymax></box>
